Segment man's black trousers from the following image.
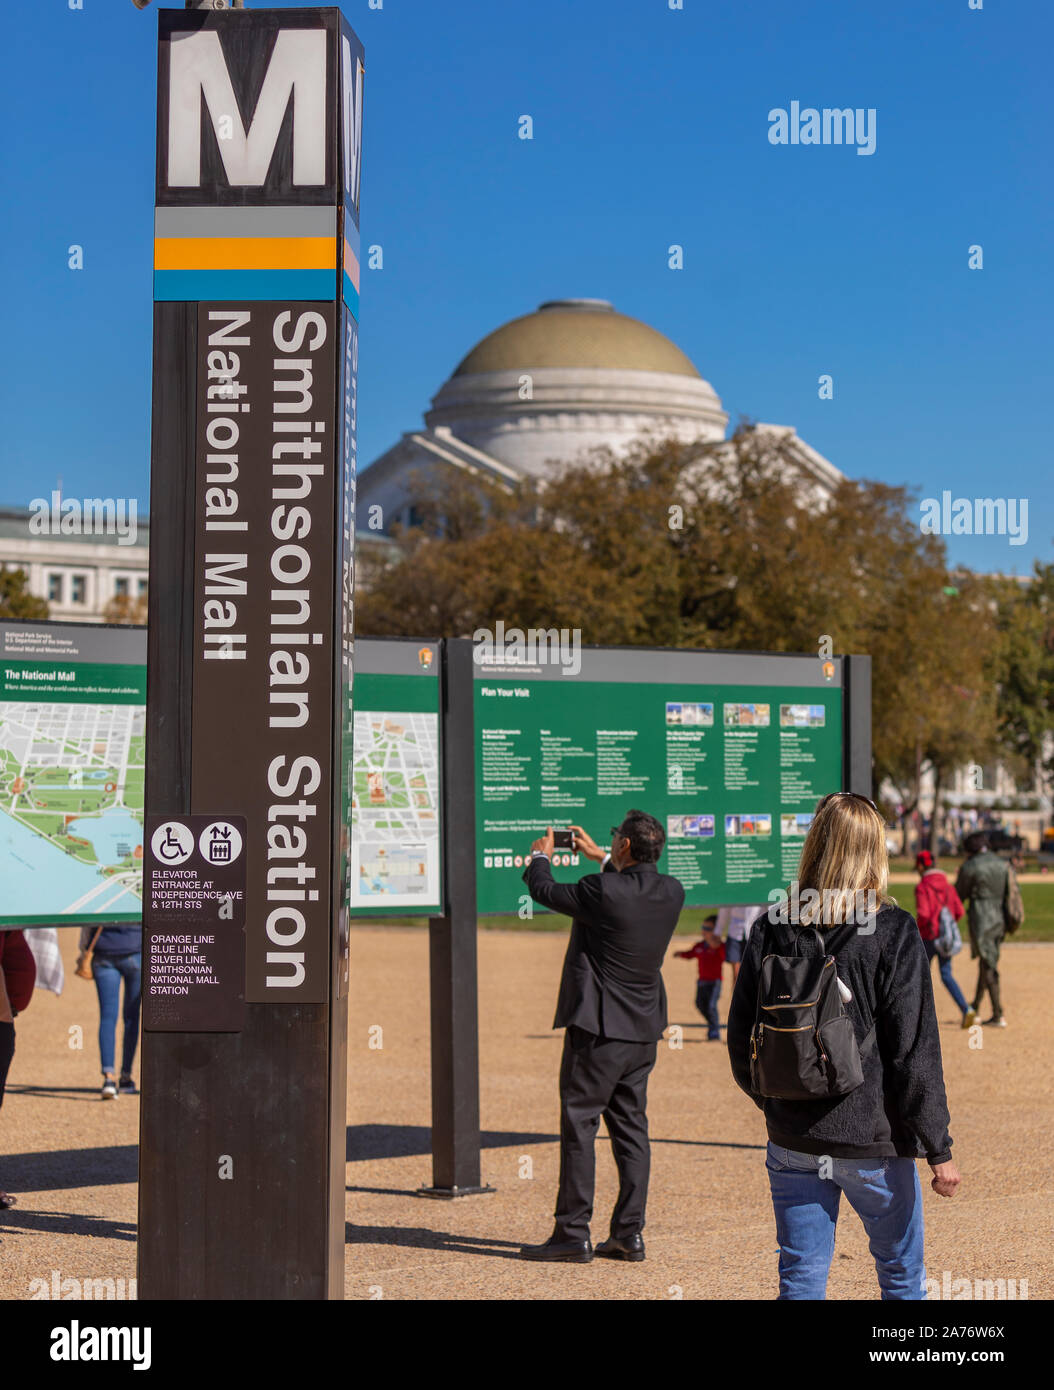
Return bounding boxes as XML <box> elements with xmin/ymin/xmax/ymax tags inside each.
<box><xmin>555</xmin><ymin>1025</ymin><xmax>658</xmax><ymax>1241</ymax></box>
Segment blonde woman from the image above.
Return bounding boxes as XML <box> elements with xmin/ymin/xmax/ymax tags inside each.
<box><xmin>727</xmin><ymin>792</ymin><xmax>961</xmax><ymax>1300</ymax></box>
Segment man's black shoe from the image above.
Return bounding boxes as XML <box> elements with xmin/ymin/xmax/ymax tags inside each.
<box><xmin>519</xmin><ymin>1236</ymin><xmax>593</xmax><ymax>1263</ymax></box>
<box><xmin>595</xmin><ymin>1233</ymin><xmax>645</xmax><ymax>1262</ymax></box>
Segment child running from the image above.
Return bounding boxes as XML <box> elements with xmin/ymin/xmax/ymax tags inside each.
<box><xmin>675</xmin><ymin>914</ymin><xmax>725</xmax><ymax>1041</ymax></box>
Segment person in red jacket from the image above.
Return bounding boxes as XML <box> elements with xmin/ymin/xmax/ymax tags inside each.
<box><xmin>674</xmin><ymin>914</ymin><xmax>725</xmax><ymax>1040</ymax></box>
<box><xmin>0</xmin><ymin>929</ymin><xmax>37</xmax><ymax>1210</ymax></box>
<box><xmin>914</xmin><ymin>851</ymin><xmax>975</xmax><ymax>1028</ymax></box>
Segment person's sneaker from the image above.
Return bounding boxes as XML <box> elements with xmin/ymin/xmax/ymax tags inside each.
<box><xmin>119</xmin><ymin>1075</ymin><xmax>138</xmax><ymax>1095</ymax></box>
<box><xmin>982</xmin><ymin>1016</ymin><xmax>1007</xmax><ymax>1028</ymax></box>
<box><xmin>101</xmin><ymin>1078</ymin><xmax>118</xmax><ymax>1100</ymax></box>
<box><xmin>961</xmin><ymin>1007</ymin><xmax>978</xmax><ymax>1029</ymax></box>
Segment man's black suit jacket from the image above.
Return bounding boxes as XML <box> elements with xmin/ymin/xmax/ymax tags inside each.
<box><xmin>522</xmin><ymin>855</ymin><xmax>686</xmax><ymax>1042</ymax></box>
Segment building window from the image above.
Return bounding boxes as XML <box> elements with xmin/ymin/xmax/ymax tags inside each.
<box><xmin>48</xmin><ymin>573</ymin><xmax>64</xmax><ymax>603</ymax></box>
<box><xmin>71</xmin><ymin>575</ymin><xmax>86</xmax><ymax>604</ymax></box>
<box><xmin>137</xmin><ymin>578</ymin><xmax>148</xmax><ymax>596</ymax></box>
<box><xmin>114</xmin><ymin>577</ymin><xmax>129</xmax><ymax>597</ymax></box>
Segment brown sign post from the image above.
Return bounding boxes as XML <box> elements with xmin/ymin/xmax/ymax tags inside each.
<box><xmin>139</xmin><ymin>6</ymin><xmax>363</xmax><ymax>1298</ymax></box>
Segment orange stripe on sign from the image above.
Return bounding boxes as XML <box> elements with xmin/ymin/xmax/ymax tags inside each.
<box><xmin>344</xmin><ymin>241</ymin><xmax>361</xmax><ymax>290</ymax></box>
<box><xmin>154</xmin><ymin>236</ymin><xmax>337</xmax><ymax>271</ymax></box>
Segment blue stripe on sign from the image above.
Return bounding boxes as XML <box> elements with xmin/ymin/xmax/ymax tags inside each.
<box><xmin>154</xmin><ymin>269</ymin><xmax>338</xmax><ymax>301</ymax></box>
<box><xmin>342</xmin><ymin>270</ymin><xmax>360</xmax><ymax>321</ymax></box>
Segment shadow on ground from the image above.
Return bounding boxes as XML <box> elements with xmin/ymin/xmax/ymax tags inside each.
<box><xmin>346</xmin><ymin>1124</ymin><xmax>764</xmax><ymax>1164</ymax></box>
<box><xmin>7</xmin><ymin>1084</ymin><xmax>115</xmax><ymax>1103</ymax></box>
<box><xmin>0</xmin><ymin>1145</ymin><xmax>138</xmax><ymax>1191</ymax></box>
<box><xmin>345</xmin><ymin>1221</ymin><xmax>523</xmax><ymax>1259</ymax></box>
<box><xmin>0</xmin><ymin>1207</ymin><xmax>136</xmax><ymax>1242</ymax></box>
<box><xmin>347</xmin><ymin>1125</ymin><xmax>559</xmax><ymax>1161</ymax></box>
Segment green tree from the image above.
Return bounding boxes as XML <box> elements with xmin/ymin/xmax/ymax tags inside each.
<box><xmin>102</xmin><ymin>593</ymin><xmax>148</xmax><ymax>625</ymax></box>
<box><xmin>0</xmin><ymin>566</ymin><xmax>48</xmax><ymax>620</ymax></box>
<box><xmin>916</xmin><ymin>575</ymin><xmax>1000</xmax><ymax>852</ymax></box>
<box><xmin>986</xmin><ymin>562</ymin><xmax>1054</xmax><ymax>788</ymax></box>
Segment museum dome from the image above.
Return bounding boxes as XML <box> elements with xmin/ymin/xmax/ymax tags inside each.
<box><xmin>426</xmin><ymin>299</ymin><xmax>728</xmax><ymax>476</ymax></box>
<box><xmin>452</xmin><ymin>299</ymin><xmax>702</xmax><ymax>379</ymax></box>
<box><xmin>360</xmin><ymin>299</ymin><xmax>845</xmax><ymax>531</ymax></box>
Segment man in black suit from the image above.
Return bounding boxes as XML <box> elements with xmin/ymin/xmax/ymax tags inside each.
<box><xmin>519</xmin><ymin>809</ymin><xmax>685</xmax><ymax>1264</ymax></box>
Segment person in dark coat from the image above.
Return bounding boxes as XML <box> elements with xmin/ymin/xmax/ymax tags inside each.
<box><xmin>727</xmin><ymin>791</ymin><xmax>961</xmax><ymax>1300</ymax></box>
<box><xmin>955</xmin><ymin>832</ymin><xmax>1011</xmax><ymax>1027</ymax></box>
<box><xmin>519</xmin><ymin>810</ymin><xmax>685</xmax><ymax>1264</ymax></box>
<box><xmin>1</xmin><ymin>929</ymin><xmax>37</xmax><ymax>1210</ymax></box>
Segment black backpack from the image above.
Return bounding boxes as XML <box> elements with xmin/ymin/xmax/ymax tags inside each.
<box><xmin>749</xmin><ymin>921</ymin><xmax>874</xmax><ymax>1101</ymax></box>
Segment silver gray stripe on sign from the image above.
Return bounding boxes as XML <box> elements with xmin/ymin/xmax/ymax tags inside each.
<box><xmin>355</xmin><ymin>638</ymin><xmax>439</xmax><ymax>677</ymax></box>
<box><xmin>154</xmin><ymin>207</ymin><xmax>338</xmax><ymax>238</ymax></box>
<box><xmin>1</xmin><ymin>620</ymin><xmax>146</xmax><ymax>666</ymax></box>
<box><xmin>473</xmin><ymin>644</ymin><xmax>844</xmax><ymax>687</ymax></box>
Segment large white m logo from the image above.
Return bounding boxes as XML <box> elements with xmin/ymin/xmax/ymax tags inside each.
<box><xmin>168</xmin><ymin>29</ymin><xmax>327</xmax><ymax>188</ymax></box>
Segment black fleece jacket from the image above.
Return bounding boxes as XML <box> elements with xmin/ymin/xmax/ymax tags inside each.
<box><xmin>727</xmin><ymin>903</ymin><xmax>953</xmax><ymax>1164</ymax></box>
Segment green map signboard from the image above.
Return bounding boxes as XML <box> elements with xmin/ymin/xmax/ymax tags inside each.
<box><xmin>349</xmin><ymin>639</ymin><xmax>441</xmax><ymax>916</ymax></box>
<box><xmin>1</xmin><ymin>625</ymin><xmax>849</xmax><ymax>928</ymax></box>
<box><xmin>473</xmin><ymin>645</ymin><xmax>845</xmax><ymax>915</ymax></box>
<box><xmin>0</xmin><ymin>621</ymin><xmax>146</xmax><ymax>926</ymax></box>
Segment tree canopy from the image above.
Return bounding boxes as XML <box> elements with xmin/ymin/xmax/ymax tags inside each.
<box><xmin>358</xmin><ymin>428</ymin><xmax>1051</xmax><ymax>808</ymax></box>
<box><xmin>102</xmin><ymin>593</ymin><xmax>148</xmax><ymax>625</ymax></box>
<box><xmin>0</xmin><ymin>567</ymin><xmax>48</xmax><ymax>621</ymax></box>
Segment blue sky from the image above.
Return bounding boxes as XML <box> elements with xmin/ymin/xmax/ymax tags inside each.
<box><xmin>2</xmin><ymin>0</ymin><xmax>1050</xmax><ymax>572</ymax></box>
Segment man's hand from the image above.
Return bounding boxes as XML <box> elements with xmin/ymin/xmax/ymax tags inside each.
<box><xmin>530</xmin><ymin>827</ymin><xmax>555</xmax><ymax>858</ymax></box>
<box><xmin>929</xmin><ymin>1160</ymin><xmax>961</xmax><ymax>1197</ymax></box>
<box><xmin>569</xmin><ymin>825</ymin><xmax>605</xmax><ymax>863</ymax></box>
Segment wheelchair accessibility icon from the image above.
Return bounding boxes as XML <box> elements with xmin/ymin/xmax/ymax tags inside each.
<box><xmin>151</xmin><ymin>821</ymin><xmax>195</xmax><ymax>866</ymax></box>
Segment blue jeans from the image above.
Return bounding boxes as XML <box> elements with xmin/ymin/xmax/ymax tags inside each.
<box><xmin>92</xmin><ymin>952</ymin><xmax>142</xmax><ymax>1077</ymax></box>
<box><xmin>765</xmin><ymin>1142</ymin><xmax>926</xmax><ymax>1300</ymax></box>
<box><xmin>923</xmin><ymin>937</ymin><xmax>969</xmax><ymax>1014</ymax></box>
<box><xmin>694</xmin><ymin>980</ymin><xmax>722</xmax><ymax>1038</ymax></box>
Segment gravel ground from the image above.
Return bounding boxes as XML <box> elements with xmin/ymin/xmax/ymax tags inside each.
<box><xmin>2</xmin><ymin>928</ymin><xmax>1049</xmax><ymax>1301</ymax></box>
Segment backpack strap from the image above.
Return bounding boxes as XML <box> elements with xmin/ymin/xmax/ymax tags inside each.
<box><xmin>821</xmin><ymin>921</ymin><xmax>878</xmax><ymax>1055</ymax></box>
<box><xmin>793</xmin><ymin>925</ymin><xmax>826</xmax><ymax>957</ymax></box>
<box><xmin>751</xmin><ymin>913</ymin><xmax>770</xmax><ymax>1041</ymax></box>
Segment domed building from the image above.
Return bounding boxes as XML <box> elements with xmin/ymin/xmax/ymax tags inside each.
<box><xmin>359</xmin><ymin>298</ymin><xmax>843</xmax><ymax>529</ymax></box>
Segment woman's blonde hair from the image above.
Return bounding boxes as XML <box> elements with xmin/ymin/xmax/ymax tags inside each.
<box><xmin>794</xmin><ymin>792</ymin><xmax>894</xmax><ymax>927</ymax></box>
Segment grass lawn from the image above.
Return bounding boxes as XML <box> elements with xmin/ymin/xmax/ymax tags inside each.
<box><xmin>887</xmin><ymin>881</ymin><xmax>1053</xmax><ymax>943</ymax></box>
<box><xmin>890</xmin><ymin>854</ymin><xmax>1054</xmax><ymax>875</ymax></box>
<box><xmin>352</xmin><ymin>882</ymin><xmax>1054</xmax><ymax>942</ymax></box>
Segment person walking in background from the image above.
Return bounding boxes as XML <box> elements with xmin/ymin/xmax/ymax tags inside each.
<box><xmin>727</xmin><ymin>791</ymin><xmax>960</xmax><ymax>1300</ymax></box>
<box><xmin>716</xmin><ymin>904</ymin><xmax>767</xmax><ymax>984</ymax></box>
<box><xmin>913</xmin><ymin>851</ymin><xmax>975</xmax><ymax>1029</ymax></box>
<box><xmin>77</xmin><ymin>921</ymin><xmax>143</xmax><ymax>1100</ymax></box>
<box><xmin>674</xmin><ymin>914</ymin><xmax>725</xmax><ymax>1040</ymax></box>
<box><xmin>518</xmin><ymin>812</ymin><xmax>685</xmax><ymax>1264</ymax></box>
<box><xmin>0</xmin><ymin>929</ymin><xmax>37</xmax><ymax>1211</ymax></box>
<box><xmin>955</xmin><ymin>832</ymin><xmax>1016</xmax><ymax>1028</ymax></box>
